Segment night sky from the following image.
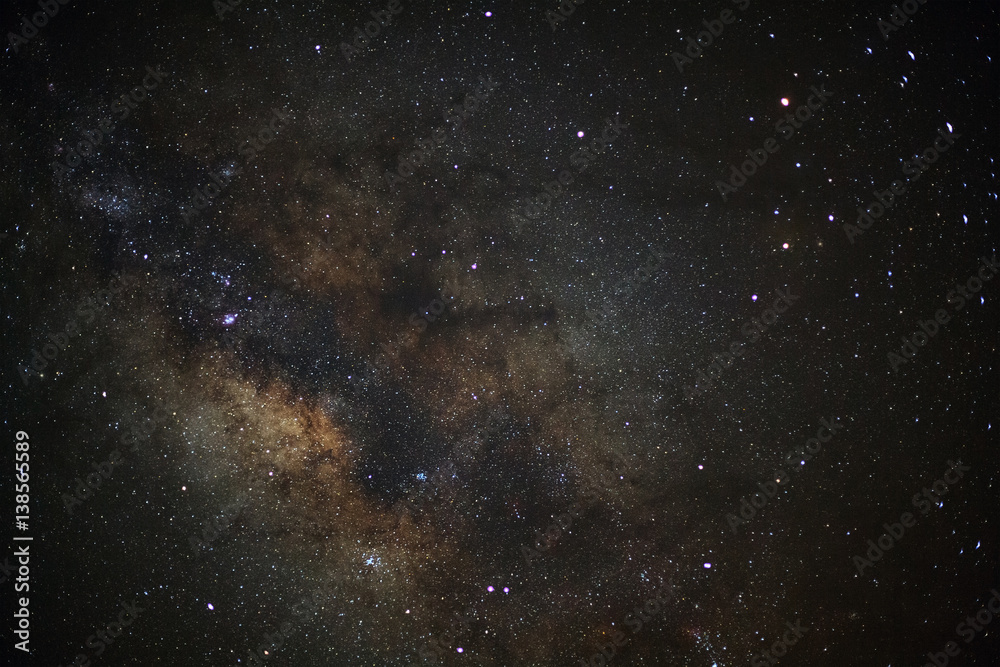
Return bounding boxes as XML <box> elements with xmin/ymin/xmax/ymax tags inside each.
<box><xmin>2</xmin><ymin>0</ymin><xmax>999</xmax><ymax>665</ymax></box>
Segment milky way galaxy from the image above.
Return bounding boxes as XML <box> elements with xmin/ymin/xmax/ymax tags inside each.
<box><xmin>3</xmin><ymin>1</ymin><xmax>999</xmax><ymax>666</ymax></box>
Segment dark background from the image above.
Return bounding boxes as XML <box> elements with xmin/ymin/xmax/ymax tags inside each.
<box><xmin>1</xmin><ymin>0</ymin><xmax>998</xmax><ymax>665</ymax></box>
